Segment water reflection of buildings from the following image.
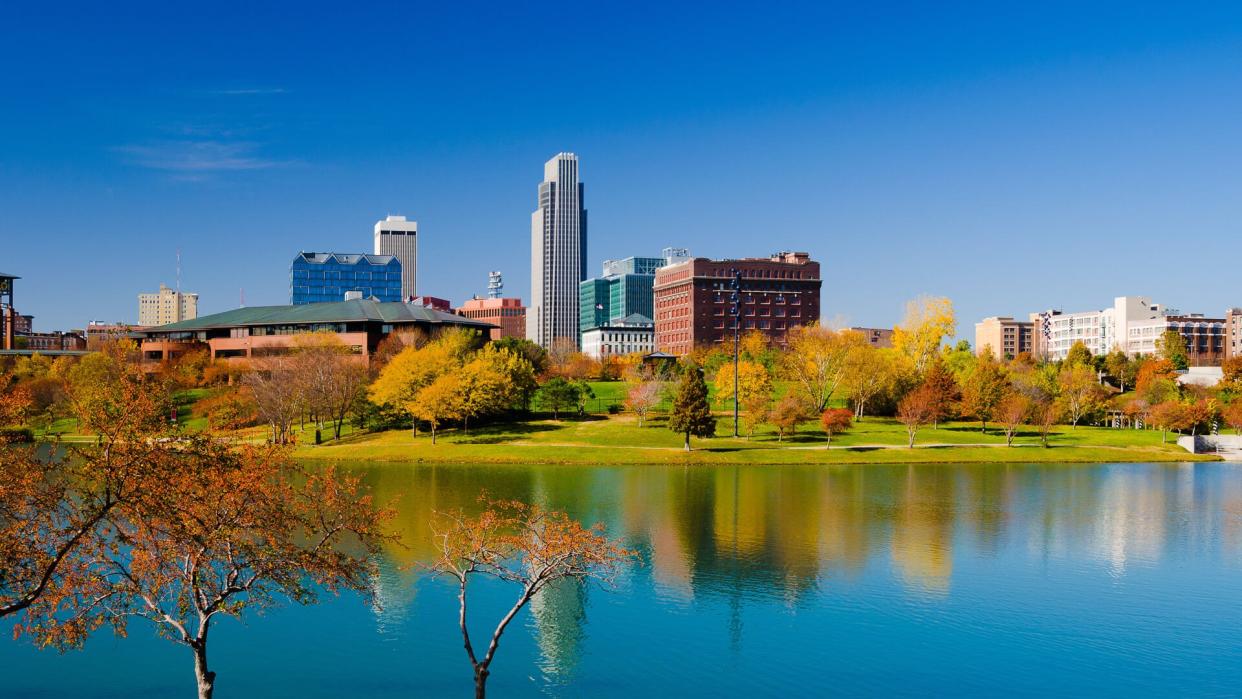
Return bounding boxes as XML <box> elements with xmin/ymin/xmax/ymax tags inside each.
<box><xmin>529</xmin><ymin>578</ymin><xmax>589</xmax><ymax>681</ymax></box>
<box><xmin>336</xmin><ymin>460</ymin><xmax>1242</xmax><ymax>649</ymax></box>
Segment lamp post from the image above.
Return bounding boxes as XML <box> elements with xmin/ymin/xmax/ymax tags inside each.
<box><xmin>729</xmin><ymin>268</ymin><xmax>742</xmax><ymax>437</ymax></box>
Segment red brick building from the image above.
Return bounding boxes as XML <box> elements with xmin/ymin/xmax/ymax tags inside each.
<box><xmin>653</xmin><ymin>252</ymin><xmax>821</xmax><ymax>356</ymax></box>
<box><xmin>456</xmin><ymin>297</ymin><xmax>527</xmax><ymax>340</ymax></box>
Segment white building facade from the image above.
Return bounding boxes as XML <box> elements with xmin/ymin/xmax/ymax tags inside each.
<box><xmin>528</xmin><ymin>153</ymin><xmax>587</xmax><ymax>349</ymax></box>
<box><xmin>581</xmin><ymin>314</ymin><xmax>655</xmax><ymax>359</ymax></box>
<box><xmin>1033</xmin><ymin>296</ymin><xmax>1167</xmax><ymax>360</ymax></box>
<box><xmin>374</xmin><ymin>215</ymin><xmax>418</xmax><ymax>300</ymax></box>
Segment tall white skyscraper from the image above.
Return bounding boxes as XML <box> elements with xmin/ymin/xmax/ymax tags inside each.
<box><xmin>374</xmin><ymin>215</ymin><xmax>418</xmax><ymax>299</ymax></box>
<box><xmin>528</xmin><ymin>152</ymin><xmax>588</xmax><ymax>348</ymax></box>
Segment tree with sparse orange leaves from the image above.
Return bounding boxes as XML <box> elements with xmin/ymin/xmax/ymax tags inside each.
<box><xmin>2</xmin><ymin>345</ymin><xmax>178</xmax><ymax>620</ymax></box>
<box><xmin>430</xmin><ymin>496</ymin><xmax>634</xmax><ymax>699</ymax></box>
<box><xmin>20</xmin><ymin>442</ymin><xmax>392</xmax><ymax>699</ymax></box>
<box><xmin>897</xmin><ymin>384</ymin><xmax>935</xmax><ymax>448</ymax></box>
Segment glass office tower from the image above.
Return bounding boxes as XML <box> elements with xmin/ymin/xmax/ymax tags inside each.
<box><xmin>290</xmin><ymin>252</ymin><xmax>403</xmax><ymax>305</ymax></box>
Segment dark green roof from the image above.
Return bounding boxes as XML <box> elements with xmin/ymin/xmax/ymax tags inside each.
<box><xmin>146</xmin><ymin>300</ymin><xmax>494</xmax><ymax>333</ymax></box>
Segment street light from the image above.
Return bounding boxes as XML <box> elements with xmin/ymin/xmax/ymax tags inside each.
<box><xmin>729</xmin><ymin>268</ymin><xmax>742</xmax><ymax>437</ymax></box>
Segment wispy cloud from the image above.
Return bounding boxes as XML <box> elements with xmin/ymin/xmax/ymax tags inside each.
<box><xmin>114</xmin><ymin>140</ymin><xmax>288</xmax><ymax>175</ymax></box>
<box><xmin>209</xmin><ymin>87</ymin><xmax>289</xmax><ymax>96</ymax></box>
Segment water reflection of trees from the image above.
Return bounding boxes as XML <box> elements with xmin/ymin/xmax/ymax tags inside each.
<box><xmin>339</xmin><ymin>460</ymin><xmax>1238</xmax><ymax>643</ymax></box>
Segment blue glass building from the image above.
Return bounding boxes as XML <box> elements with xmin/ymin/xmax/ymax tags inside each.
<box><xmin>290</xmin><ymin>252</ymin><xmax>403</xmax><ymax>305</ymax></box>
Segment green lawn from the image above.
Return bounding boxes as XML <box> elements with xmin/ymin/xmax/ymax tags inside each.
<box><xmin>295</xmin><ymin>412</ymin><xmax>1211</xmax><ymax>465</ymax></box>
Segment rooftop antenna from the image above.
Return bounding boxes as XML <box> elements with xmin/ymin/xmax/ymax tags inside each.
<box><xmin>240</xmin><ymin>287</ymin><xmax>246</xmax><ymax>308</ymax></box>
<box><xmin>487</xmin><ymin>271</ymin><xmax>503</xmax><ymax>299</ymax></box>
<box><xmin>176</xmin><ymin>248</ymin><xmax>182</xmax><ymax>294</ymax></box>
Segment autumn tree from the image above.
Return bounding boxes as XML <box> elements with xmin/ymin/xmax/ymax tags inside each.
<box><xmin>1222</xmin><ymin>401</ymin><xmax>1242</xmax><ymax>436</ymax></box>
<box><xmin>781</xmin><ymin>325</ymin><xmax>860</xmax><ymax>412</ymax></box>
<box><xmin>456</xmin><ymin>345</ymin><xmax>536</xmax><ymax>432</ymax></box>
<box><xmin>370</xmin><ymin>330</ymin><xmax>475</xmax><ymax>435</ymax></box>
<box><xmin>819</xmin><ymin>408</ymin><xmax>853</xmax><ymax>448</ymax></box>
<box><xmin>1136</xmin><ymin>358</ymin><xmax>1180</xmax><ymax>405</ymax></box>
<box><xmin>712</xmin><ymin>359</ymin><xmax>772</xmax><ymax>407</ymax></box>
<box><xmin>668</xmin><ymin>365</ymin><xmax>716</xmax><ymax>451</ymax></box>
<box><xmin>1057</xmin><ymin>363</ymin><xmax>1107</xmax><ymax>428</ymax></box>
<box><xmin>1032</xmin><ymin>398</ymin><xmax>1058</xmax><ymax>447</ymax></box>
<box><xmin>842</xmin><ymin>345</ymin><xmax>895</xmax><ymax>419</ymax></box>
<box><xmin>243</xmin><ymin>355</ymin><xmax>302</xmax><ymax>444</ymax></box>
<box><xmin>996</xmin><ymin>393</ymin><xmax>1031</xmax><ymax>447</ymax></box>
<box><xmin>430</xmin><ymin>497</ymin><xmax>633</xmax><ymax>699</ymax></box>
<box><xmin>1063</xmin><ymin>341</ymin><xmax>1093</xmax><ymax>368</ymax></box>
<box><xmin>897</xmin><ymin>385</ymin><xmax>935</xmax><ymax>448</ymax></box>
<box><xmin>769</xmin><ymin>395</ymin><xmax>809</xmax><ymax>442</ymax></box>
<box><xmin>1155</xmin><ymin>330</ymin><xmax>1190</xmax><ymax>370</ymax></box>
<box><xmin>623</xmin><ymin>373</ymin><xmax>662</xmax><ymax>427</ymax></box>
<box><xmin>411</xmin><ymin>374</ymin><xmax>465</xmax><ymax>443</ymax></box>
<box><xmin>959</xmin><ymin>350</ymin><xmax>1008</xmax><ymax>433</ymax></box>
<box><xmin>1149</xmin><ymin>400</ymin><xmax>1190</xmax><ymax>443</ymax></box>
<box><xmin>892</xmin><ymin>295</ymin><xmax>956</xmax><ymax>374</ymax></box>
<box><xmin>740</xmin><ymin>395</ymin><xmax>770</xmax><ymax>440</ymax></box>
<box><xmin>921</xmin><ymin>359</ymin><xmax>960</xmax><ymax>428</ymax></box>
<box><xmin>1</xmin><ymin>353</ymin><xmax>176</xmax><ymax>619</ymax></box>
<box><xmin>1184</xmin><ymin>399</ymin><xmax>1216</xmax><ymax>437</ymax></box>
<box><xmin>23</xmin><ymin>445</ymin><xmax>391</xmax><ymax>699</ymax></box>
<box><xmin>291</xmin><ymin>332</ymin><xmax>370</xmax><ymax>440</ymax></box>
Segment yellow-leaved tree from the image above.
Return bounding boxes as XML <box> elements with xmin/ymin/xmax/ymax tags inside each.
<box><xmin>410</xmin><ymin>373</ymin><xmax>464</xmax><ymax>444</ymax></box>
<box><xmin>369</xmin><ymin>329</ymin><xmax>476</xmax><ymax>435</ymax></box>
<box><xmin>713</xmin><ymin>359</ymin><xmax>773</xmax><ymax>407</ymax></box>
<box><xmin>781</xmin><ymin>325</ymin><xmax>863</xmax><ymax>413</ymax></box>
<box><xmin>892</xmin><ymin>295</ymin><xmax>956</xmax><ymax>374</ymax></box>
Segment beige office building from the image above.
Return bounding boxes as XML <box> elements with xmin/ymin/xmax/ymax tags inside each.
<box><xmin>975</xmin><ymin>316</ymin><xmax>1033</xmax><ymax>359</ymax></box>
<box><xmin>138</xmin><ymin>284</ymin><xmax>198</xmax><ymax>327</ymax></box>
<box><xmin>374</xmin><ymin>215</ymin><xmax>418</xmax><ymax>300</ymax></box>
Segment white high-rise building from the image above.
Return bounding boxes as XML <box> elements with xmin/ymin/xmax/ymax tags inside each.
<box><xmin>528</xmin><ymin>153</ymin><xmax>587</xmax><ymax>348</ymax></box>
<box><xmin>374</xmin><ymin>215</ymin><xmax>418</xmax><ymax>300</ymax></box>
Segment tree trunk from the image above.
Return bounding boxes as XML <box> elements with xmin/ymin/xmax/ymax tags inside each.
<box><xmin>193</xmin><ymin>642</ymin><xmax>215</xmax><ymax>699</ymax></box>
<box><xmin>825</xmin><ymin>434</ymin><xmax>831</xmax><ymax>449</ymax></box>
<box><xmin>431</xmin><ymin>423</ymin><xmax>437</xmax><ymax>445</ymax></box>
<box><xmin>474</xmin><ymin>666</ymin><xmax>489</xmax><ymax>699</ymax></box>
<box><xmin>683</xmin><ymin>432</ymin><xmax>690</xmax><ymax>452</ymax></box>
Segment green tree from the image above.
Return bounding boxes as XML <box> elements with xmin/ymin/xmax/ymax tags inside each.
<box><xmin>1155</xmin><ymin>330</ymin><xmax>1190</xmax><ymax>370</ymax></box>
<box><xmin>1104</xmin><ymin>350</ymin><xmax>1137</xmax><ymax>392</ymax></box>
<box><xmin>667</xmin><ymin>365</ymin><xmax>716</xmax><ymax>451</ymax></box>
<box><xmin>536</xmin><ymin>377</ymin><xmax>580</xmax><ymax>420</ymax></box>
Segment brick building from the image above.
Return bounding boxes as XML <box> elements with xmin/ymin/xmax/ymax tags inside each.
<box><xmin>456</xmin><ymin>297</ymin><xmax>527</xmax><ymax>340</ymax></box>
<box><xmin>1227</xmin><ymin>308</ymin><xmax>1242</xmax><ymax>360</ymax></box>
<box><xmin>653</xmin><ymin>252</ymin><xmax>821</xmax><ymax>356</ymax></box>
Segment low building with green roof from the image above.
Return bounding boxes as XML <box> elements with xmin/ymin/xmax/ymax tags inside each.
<box><xmin>140</xmin><ymin>299</ymin><xmax>494</xmax><ymax>363</ymax></box>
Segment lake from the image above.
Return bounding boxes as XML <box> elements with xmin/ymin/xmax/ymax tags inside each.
<box><xmin>4</xmin><ymin>461</ymin><xmax>1241</xmax><ymax>697</ymax></box>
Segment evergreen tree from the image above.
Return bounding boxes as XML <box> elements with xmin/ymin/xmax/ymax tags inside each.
<box><xmin>668</xmin><ymin>365</ymin><xmax>716</xmax><ymax>451</ymax></box>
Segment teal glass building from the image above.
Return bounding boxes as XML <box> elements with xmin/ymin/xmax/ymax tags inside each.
<box><xmin>579</xmin><ymin>256</ymin><xmax>664</xmax><ymax>334</ymax></box>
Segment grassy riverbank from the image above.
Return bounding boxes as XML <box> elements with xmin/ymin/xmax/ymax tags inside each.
<box><xmin>294</xmin><ymin>414</ymin><xmax>1214</xmax><ymax>465</ymax></box>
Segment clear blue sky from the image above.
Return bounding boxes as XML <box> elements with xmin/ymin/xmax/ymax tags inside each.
<box><xmin>3</xmin><ymin>1</ymin><xmax>1241</xmax><ymax>334</ymax></box>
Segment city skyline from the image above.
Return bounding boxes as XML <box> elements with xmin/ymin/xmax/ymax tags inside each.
<box><xmin>4</xmin><ymin>3</ymin><xmax>1242</xmax><ymax>334</ymax></box>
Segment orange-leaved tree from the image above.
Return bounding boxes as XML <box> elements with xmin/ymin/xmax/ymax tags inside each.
<box><xmin>430</xmin><ymin>497</ymin><xmax>634</xmax><ymax>699</ymax></box>
<box><xmin>2</xmin><ymin>342</ymin><xmax>174</xmax><ymax>620</ymax></box>
<box><xmin>819</xmin><ymin>407</ymin><xmax>853</xmax><ymax>448</ymax></box>
<box><xmin>21</xmin><ymin>443</ymin><xmax>393</xmax><ymax>699</ymax></box>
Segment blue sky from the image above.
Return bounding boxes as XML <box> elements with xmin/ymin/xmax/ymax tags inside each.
<box><xmin>3</xmin><ymin>1</ymin><xmax>1241</xmax><ymax>334</ymax></box>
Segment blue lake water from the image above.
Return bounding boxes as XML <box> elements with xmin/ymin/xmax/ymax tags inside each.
<box><xmin>3</xmin><ymin>461</ymin><xmax>1242</xmax><ymax>697</ymax></box>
